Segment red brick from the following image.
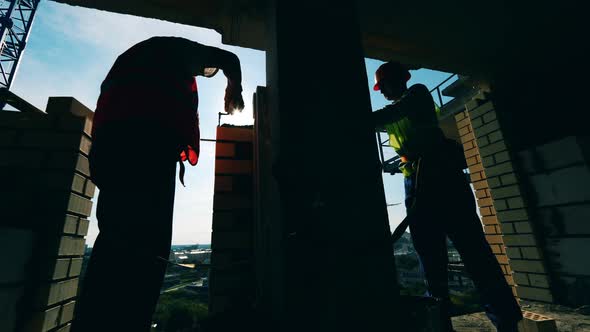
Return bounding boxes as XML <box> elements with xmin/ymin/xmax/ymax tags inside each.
<box><xmin>464</xmin><ymin>147</ymin><xmax>479</xmax><ymax>159</ymax></box>
<box><xmin>472</xmin><ymin>179</ymin><xmax>488</xmax><ymax>190</ymax></box>
<box><xmin>211</xmin><ymin>231</ymin><xmax>252</xmax><ymax>250</ymax></box>
<box><xmin>505</xmin><ymin>274</ymin><xmax>515</xmax><ymax>286</ymax></box>
<box><xmin>458</xmin><ymin>126</ymin><xmax>472</xmax><ymax>137</ymax></box>
<box><xmin>215</xmin><ymin>176</ymin><xmax>233</xmax><ymax>192</ymax></box>
<box><xmin>490</xmin><ymin>245</ymin><xmax>502</xmax><ymax>254</ymax></box>
<box><xmin>477</xmin><ymin>197</ymin><xmax>494</xmax><ymax>207</ymax></box>
<box><xmin>482</xmin><ymin>215</ymin><xmax>498</xmax><ymax>225</ymax></box>
<box><xmin>462</xmin><ymin>140</ymin><xmax>475</xmax><ymax>150</ymax></box>
<box><xmin>215</xmin><ymin>160</ymin><xmax>253</xmax><ymax>175</ymax></box>
<box><xmin>216</xmin><ymin>142</ymin><xmax>236</xmax><ymax>158</ymax></box>
<box><xmin>216</xmin><ymin>127</ymin><xmax>253</xmax><ymax>142</ymax></box>
<box><xmin>501</xmin><ymin>265</ymin><xmax>509</xmax><ymax>274</ymax></box>
<box><xmin>469</xmin><ymin>163</ymin><xmax>484</xmax><ymax>173</ymax></box>
<box><xmin>476</xmin><ymin>189</ymin><xmax>489</xmax><ymax>199</ymax></box>
<box><xmin>485</xmin><ymin>235</ymin><xmax>503</xmax><ymax>244</ymax></box>
<box><xmin>519</xmin><ymin>311</ymin><xmax>557</xmax><ymax>332</ymax></box>
<box><xmin>460</xmin><ymin>132</ymin><xmax>475</xmax><ymax>144</ymax></box>
<box><xmin>495</xmin><ymin>254</ymin><xmax>509</xmax><ymax>264</ymax></box>
<box><xmin>466</xmin><ymin>156</ymin><xmax>479</xmax><ymax>166</ymax></box>
<box><xmin>456</xmin><ymin>117</ymin><xmax>471</xmax><ymax>129</ymax></box>
<box><xmin>470</xmin><ymin>171</ymin><xmax>483</xmax><ymax>182</ymax></box>
<box><xmin>454</xmin><ymin>111</ymin><xmax>466</xmax><ymax>121</ymax></box>
<box><xmin>213</xmin><ymin>194</ymin><xmax>252</xmax><ymax>210</ymax></box>
<box><xmin>480</xmin><ymin>206</ymin><xmax>493</xmax><ymax>216</ymax></box>
<box><xmin>484</xmin><ymin>225</ymin><xmax>496</xmax><ymax>234</ymax></box>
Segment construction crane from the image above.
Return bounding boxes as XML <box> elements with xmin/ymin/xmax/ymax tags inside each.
<box><xmin>0</xmin><ymin>0</ymin><xmax>40</xmax><ymax>109</ymax></box>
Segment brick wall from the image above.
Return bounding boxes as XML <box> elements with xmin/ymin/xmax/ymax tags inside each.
<box><xmin>0</xmin><ymin>97</ymin><xmax>95</xmax><ymax>332</ymax></box>
<box><xmin>454</xmin><ymin>97</ymin><xmax>516</xmax><ymax>296</ymax></box>
<box><xmin>209</xmin><ymin>125</ymin><xmax>255</xmax><ymax>314</ymax></box>
<box><xmin>516</xmin><ymin>136</ymin><xmax>590</xmax><ymax>305</ymax></box>
<box><xmin>455</xmin><ymin>91</ymin><xmax>554</xmax><ymax>303</ymax></box>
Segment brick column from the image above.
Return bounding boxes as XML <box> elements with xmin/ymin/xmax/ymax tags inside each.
<box><xmin>455</xmin><ymin>91</ymin><xmax>554</xmax><ymax>303</ymax></box>
<box><xmin>209</xmin><ymin>125</ymin><xmax>255</xmax><ymax>314</ymax></box>
<box><xmin>0</xmin><ymin>97</ymin><xmax>95</xmax><ymax>332</ymax></box>
<box><xmin>454</xmin><ymin>99</ymin><xmax>516</xmax><ymax>295</ymax></box>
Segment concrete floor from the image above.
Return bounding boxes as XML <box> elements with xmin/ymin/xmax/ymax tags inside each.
<box><xmin>451</xmin><ymin>301</ymin><xmax>590</xmax><ymax>332</ymax></box>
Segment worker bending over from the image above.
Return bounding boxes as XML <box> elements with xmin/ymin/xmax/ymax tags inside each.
<box><xmin>72</xmin><ymin>37</ymin><xmax>244</xmax><ymax>332</ymax></box>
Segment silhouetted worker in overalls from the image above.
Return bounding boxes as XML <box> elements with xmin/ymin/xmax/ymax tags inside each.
<box><xmin>72</xmin><ymin>37</ymin><xmax>244</xmax><ymax>332</ymax></box>
<box><xmin>372</xmin><ymin>62</ymin><xmax>522</xmax><ymax>332</ymax></box>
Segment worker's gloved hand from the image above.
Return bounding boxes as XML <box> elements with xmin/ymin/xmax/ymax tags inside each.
<box><xmin>225</xmin><ymin>82</ymin><xmax>245</xmax><ymax>114</ymax></box>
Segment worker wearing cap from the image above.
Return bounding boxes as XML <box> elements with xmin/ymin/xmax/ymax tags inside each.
<box><xmin>72</xmin><ymin>37</ymin><xmax>244</xmax><ymax>332</ymax></box>
<box><xmin>372</xmin><ymin>62</ymin><xmax>522</xmax><ymax>332</ymax></box>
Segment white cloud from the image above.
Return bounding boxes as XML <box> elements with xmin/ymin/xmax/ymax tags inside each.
<box><xmin>38</xmin><ymin>2</ymin><xmax>222</xmax><ymax>53</ymax></box>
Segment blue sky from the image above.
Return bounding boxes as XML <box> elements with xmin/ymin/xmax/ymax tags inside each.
<box><xmin>11</xmin><ymin>1</ymin><xmax>456</xmax><ymax>246</ymax></box>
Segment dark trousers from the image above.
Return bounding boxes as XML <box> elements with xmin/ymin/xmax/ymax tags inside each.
<box><xmin>404</xmin><ymin>156</ymin><xmax>522</xmax><ymax>331</ymax></box>
<box><xmin>72</xmin><ymin>121</ymin><xmax>178</xmax><ymax>332</ymax></box>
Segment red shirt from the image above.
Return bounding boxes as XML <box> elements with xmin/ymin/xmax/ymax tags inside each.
<box><xmin>91</xmin><ymin>37</ymin><xmax>223</xmax><ymax>168</ymax></box>
<box><xmin>92</xmin><ymin>76</ymin><xmax>200</xmax><ymax>166</ymax></box>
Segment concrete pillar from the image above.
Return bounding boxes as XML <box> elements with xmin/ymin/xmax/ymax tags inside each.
<box><xmin>0</xmin><ymin>97</ymin><xmax>95</xmax><ymax>332</ymax></box>
<box><xmin>266</xmin><ymin>1</ymin><xmax>398</xmax><ymax>330</ymax></box>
